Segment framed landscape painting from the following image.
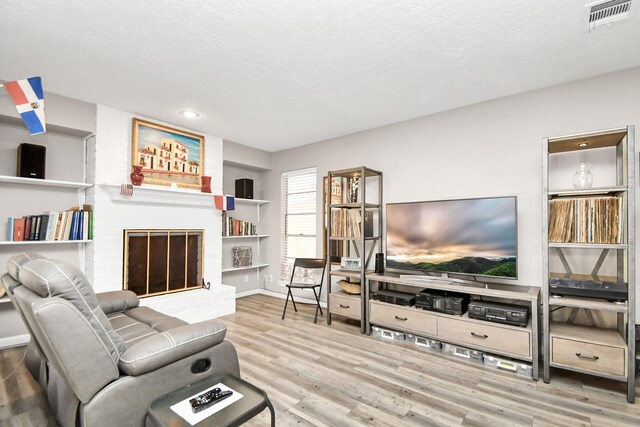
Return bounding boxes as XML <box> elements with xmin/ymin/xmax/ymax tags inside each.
<box><xmin>131</xmin><ymin>118</ymin><xmax>204</xmax><ymax>189</ymax></box>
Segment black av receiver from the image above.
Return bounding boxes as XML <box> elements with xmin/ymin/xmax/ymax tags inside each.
<box><xmin>468</xmin><ymin>301</ymin><xmax>529</xmax><ymax>327</ymax></box>
<box><xmin>372</xmin><ymin>290</ymin><xmax>415</xmax><ymax>306</ymax></box>
<box><xmin>415</xmin><ymin>289</ymin><xmax>469</xmax><ymax>315</ymax></box>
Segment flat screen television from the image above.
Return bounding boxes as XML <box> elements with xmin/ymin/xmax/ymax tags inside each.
<box><xmin>386</xmin><ymin>196</ymin><xmax>517</xmax><ymax>279</ymax></box>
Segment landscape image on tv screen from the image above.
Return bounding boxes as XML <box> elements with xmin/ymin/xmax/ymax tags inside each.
<box><xmin>386</xmin><ymin>197</ymin><xmax>517</xmax><ymax>279</ymax></box>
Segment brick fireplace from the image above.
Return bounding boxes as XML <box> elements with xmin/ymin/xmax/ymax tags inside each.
<box><xmin>84</xmin><ymin>105</ymin><xmax>234</xmax><ymax>323</ymax></box>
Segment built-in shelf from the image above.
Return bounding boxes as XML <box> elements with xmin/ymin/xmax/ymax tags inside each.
<box><xmin>221</xmin><ymin>263</ymin><xmax>269</xmax><ymax>273</ymax></box>
<box><xmin>548</xmin><ymin>186</ymin><xmax>628</xmax><ymax>197</ymax></box>
<box><xmin>222</xmin><ymin>235</ymin><xmax>269</xmax><ymax>239</ymax></box>
<box><xmin>234</xmin><ymin>198</ymin><xmax>270</xmax><ymax>206</ymax></box>
<box><xmin>0</xmin><ymin>240</ymin><xmax>92</xmax><ymax>246</ymax></box>
<box><xmin>0</xmin><ymin>334</ymin><xmax>30</xmax><ymax>349</ymax></box>
<box><xmin>0</xmin><ymin>175</ymin><xmax>92</xmax><ymax>189</ymax></box>
<box><xmin>548</xmin><ymin>243</ymin><xmax>628</xmax><ymax>250</ymax></box>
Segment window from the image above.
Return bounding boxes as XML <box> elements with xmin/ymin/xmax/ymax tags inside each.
<box><xmin>281</xmin><ymin>167</ymin><xmax>317</xmax><ymax>279</ymax></box>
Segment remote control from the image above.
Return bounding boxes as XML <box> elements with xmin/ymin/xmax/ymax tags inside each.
<box><xmin>189</xmin><ymin>389</ymin><xmax>233</xmax><ymax>413</ymax></box>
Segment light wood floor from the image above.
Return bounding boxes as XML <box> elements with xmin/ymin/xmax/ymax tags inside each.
<box><xmin>1</xmin><ymin>294</ymin><xmax>639</xmax><ymax>426</ymax></box>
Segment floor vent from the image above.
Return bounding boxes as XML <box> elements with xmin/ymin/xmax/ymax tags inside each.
<box><xmin>587</xmin><ymin>0</ymin><xmax>633</xmax><ymax>30</ymax></box>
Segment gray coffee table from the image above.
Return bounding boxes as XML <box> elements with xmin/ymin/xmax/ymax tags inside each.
<box><xmin>147</xmin><ymin>373</ymin><xmax>275</xmax><ymax>427</ymax></box>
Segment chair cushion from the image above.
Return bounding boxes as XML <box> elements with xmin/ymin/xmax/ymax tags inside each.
<box><xmin>6</xmin><ymin>252</ymin><xmax>46</xmax><ymax>281</ymax></box>
<box><xmin>19</xmin><ymin>259</ymin><xmax>126</xmax><ymax>363</ymax></box>
<box><xmin>107</xmin><ymin>307</ymin><xmax>187</xmax><ymax>347</ymax></box>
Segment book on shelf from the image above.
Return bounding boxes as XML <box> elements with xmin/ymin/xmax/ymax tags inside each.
<box><xmin>548</xmin><ymin>196</ymin><xmax>623</xmax><ymax>244</ymax></box>
<box><xmin>38</xmin><ymin>214</ymin><xmax>49</xmax><ymax>241</ymax></box>
<box><xmin>31</xmin><ymin>216</ymin><xmax>41</xmax><ymax>240</ymax></box>
<box><xmin>221</xmin><ymin>212</ymin><xmax>257</xmax><ymax>236</ymax></box>
<box><xmin>63</xmin><ymin>211</ymin><xmax>74</xmax><ymax>240</ymax></box>
<box><xmin>13</xmin><ymin>218</ymin><xmax>25</xmax><ymax>241</ymax></box>
<box><xmin>330</xmin><ymin>210</ymin><xmax>373</xmax><ymax>238</ymax></box>
<box><xmin>7</xmin><ymin>217</ymin><xmax>13</xmax><ymax>241</ymax></box>
<box><xmin>5</xmin><ymin>204</ymin><xmax>93</xmax><ymax>242</ymax></box>
<box><xmin>45</xmin><ymin>212</ymin><xmax>58</xmax><ymax>240</ymax></box>
<box><xmin>24</xmin><ymin>216</ymin><xmax>31</xmax><ymax>241</ymax></box>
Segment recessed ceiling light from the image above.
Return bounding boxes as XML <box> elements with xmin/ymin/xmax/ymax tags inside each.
<box><xmin>180</xmin><ymin>110</ymin><xmax>199</xmax><ymax>119</ymax></box>
<box><xmin>579</xmin><ymin>142</ymin><xmax>588</xmax><ymax>147</ymax></box>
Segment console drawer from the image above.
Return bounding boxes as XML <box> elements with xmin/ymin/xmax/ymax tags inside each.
<box><xmin>437</xmin><ymin>317</ymin><xmax>531</xmax><ymax>358</ymax></box>
<box><xmin>370</xmin><ymin>301</ymin><xmax>437</xmax><ymax>336</ymax></box>
<box><xmin>330</xmin><ymin>293</ymin><xmax>361</xmax><ymax>319</ymax></box>
<box><xmin>551</xmin><ymin>337</ymin><xmax>625</xmax><ymax>377</ymax></box>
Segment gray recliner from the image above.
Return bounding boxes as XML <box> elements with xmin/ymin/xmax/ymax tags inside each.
<box><xmin>2</xmin><ymin>253</ymin><xmax>240</xmax><ymax>427</ymax></box>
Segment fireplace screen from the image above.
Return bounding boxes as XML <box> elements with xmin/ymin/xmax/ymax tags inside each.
<box><xmin>123</xmin><ymin>229</ymin><xmax>203</xmax><ymax>297</ymax></box>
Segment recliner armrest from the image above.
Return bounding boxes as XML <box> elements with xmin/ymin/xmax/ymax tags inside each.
<box><xmin>96</xmin><ymin>290</ymin><xmax>139</xmax><ymax>314</ymax></box>
<box><xmin>118</xmin><ymin>320</ymin><xmax>227</xmax><ymax>376</ymax></box>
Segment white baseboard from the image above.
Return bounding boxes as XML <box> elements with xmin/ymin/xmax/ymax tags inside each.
<box><xmin>235</xmin><ymin>289</ymin><xmax>262</xmax><ymax>298</ymax></box>
<box><xmin>0</xmin><ymin>334</ymin><xmax>30</xmax><ymax>349</ymax></box>
<box><xmin>236</xmin><ymin>288</ymin><xmax>327</xmax><ymax>308</ymax></box>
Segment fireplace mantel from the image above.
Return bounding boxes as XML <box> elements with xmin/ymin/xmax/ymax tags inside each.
<box><xmin>99</xmin><ymin>183</ymin><xmax>215</xmax><ymax>208</ymax></box>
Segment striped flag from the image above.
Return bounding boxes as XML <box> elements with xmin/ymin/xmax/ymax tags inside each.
<box><xmin>3</xmin><ymin>77</ymin><xmax>46</xmax><ymax>135</ymax></box>
<box><xmin>214</xmin><ymin>195</ymin><xmax>235</xmax><ymax>211</ymax></box>
<box><xmin>120</xmin><ymin>184</ymin><xmax>134</xmax><ymax>196</ymax></box>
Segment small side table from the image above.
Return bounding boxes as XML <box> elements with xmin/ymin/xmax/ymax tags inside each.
<box><xmin>147</xmin><ymin>373</ymin><xmax>275</xmax><ymax>427</ymax></box>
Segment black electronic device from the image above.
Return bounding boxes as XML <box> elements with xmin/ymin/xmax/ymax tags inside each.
<box><xmin>549</xmin><ymin>277</ymin><xmax>627</xmax><ymax>301</ymax></box>
<box><xmin>373</xmin><ymin>289</ymin><xmax>415</xmax><ymax>306</ymax></box>
<box><xmin>468</xmin><ymin>300</ymin><xmax>529</xmax><ymax>327</ymax></box>
<box><xmin>189</xmin><ymin>388</ymin><xmax>233</xmax><ymax>413</ymax></box>
<box><xmin>415</xmin><ymin>289</ymin><xmax>469</xmax><ymax>315</ymax></box>
<box><xmin>235</xmin><ymin>178</ymin><xmax>254</xmax><ymax>199</ymax></box>
<box><xmin>17</xmin><ymin>143</ymin><xmax>46</xmax><ymax>179</ymax></box>
<box><xmin>375</xmin><ymin>253</ymin><xmax>385</xmax><ymax>273</ymax></box>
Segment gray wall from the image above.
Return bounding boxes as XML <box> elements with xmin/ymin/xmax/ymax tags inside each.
<box><xmin>223</xmin><ymin>140</ymin><xmax>271</xmax><ymax>171</ymax></box>
<box><xmin>261</xmin><ymin>67</ymin><xmax>640</xmax><ymax>310</ymax></box>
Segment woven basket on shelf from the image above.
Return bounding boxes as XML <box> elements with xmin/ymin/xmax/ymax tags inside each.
<box><xmin>337</xmin><ymin>280</ymin><xmax>361</xmax><ymax>295</ymax></box>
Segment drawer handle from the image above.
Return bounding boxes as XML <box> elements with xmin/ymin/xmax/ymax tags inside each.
<box><xmin>575</xmin><ymin>353</ymin><xmax>599</xmax><ymax>361</ymax></box>
<box><xmin>394</xmin><ymin>315</ymin><xmax>408</xmax><ymax>321</ymax></box>
<box><xmin>339</xmin><ymin>304</ymin><xmax>350</xmax><ymax>309</ymax></box>
<box><xmin>470</xmin><ymin>332</ymin><xmax>488</xmax><ymax>339</ymax></box>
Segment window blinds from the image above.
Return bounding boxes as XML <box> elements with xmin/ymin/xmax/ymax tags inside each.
<box><xmin>281</xmin><ymin>167</ymin><xmax>317</xmax><ymax>279</ymax></box>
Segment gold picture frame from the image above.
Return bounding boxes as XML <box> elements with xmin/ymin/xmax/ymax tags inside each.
<box><xmin>131</xmin><ymin>118</ymin><xmax>204</xmax><ymax>189</ymax></box>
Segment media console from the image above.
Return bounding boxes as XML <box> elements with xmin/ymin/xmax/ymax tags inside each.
<box><xmin>366</xmin><ymin>273</ymin><xmax>540</xmax><ymax>380</ymax></box>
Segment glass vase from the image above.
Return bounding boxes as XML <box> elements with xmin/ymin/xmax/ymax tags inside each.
<box><xmin>573</xmin><ymin>163</ymin><xmax>593</xmax><ymax>189</ymax></box>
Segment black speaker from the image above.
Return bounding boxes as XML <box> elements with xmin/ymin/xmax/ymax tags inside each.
<box><xmin>17</xmin><ymin>143</ymin><xmax>46</xmax><ymax>179</ymax></box>
<box><xmin>235</xmin><ymin>178</ymin><xmax>254</xmax><ymax>199</ymax></box>
<box><xmin>375</xmin><ymin>253</ymin><xmax>385</xmax><ymax>273</ymax></box>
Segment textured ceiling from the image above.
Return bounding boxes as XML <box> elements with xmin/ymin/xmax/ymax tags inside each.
<box><xmin>1</xmin><ymin>1</ymin><xmax>639</xmax><ymax>152</ymax></box>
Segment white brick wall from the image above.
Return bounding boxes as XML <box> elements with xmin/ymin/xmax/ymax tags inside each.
<box><xmin>86</xmin><ymin>105</ymin><xmax>231</xmax><ymax>321</ymax></box>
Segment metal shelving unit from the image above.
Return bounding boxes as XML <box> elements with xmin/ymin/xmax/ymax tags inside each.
<box><xmin>326</xmin><ymin>166</ymin><xmax>382</xmax><ymax>333</ymax></box>
<box><xmin>542</xmin><ymin>126</ymin><xmax>635</xmax><ymax>402</ymax></box>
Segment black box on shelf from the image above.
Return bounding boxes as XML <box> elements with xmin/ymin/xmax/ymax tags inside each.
<box><xmin>372</xmin><ymin>289</ymin><xmax>415</xmax><ymax>306</ymax></box>
<box><xmin>235</xmin><ymin>178</ymin><xmax>254</xmax><ymax>199</ymax></box>
<box><xmin>17</xmin><ymin>143</ymin><xmax>46</xmax><ymax>179</ymax></box>
<box><xmin>415</xmin><ymin>289</ymin><xmax>469</xmax><ymax>315</ymax></box>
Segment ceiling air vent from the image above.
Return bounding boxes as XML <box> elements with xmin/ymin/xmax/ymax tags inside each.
<box><xmin>586</xmin><ymin>0</ymin><xmax>633</xmax><ymax>30</ymax></box>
